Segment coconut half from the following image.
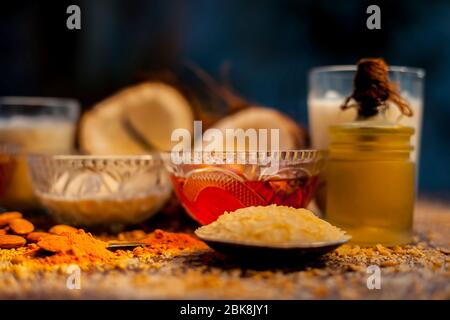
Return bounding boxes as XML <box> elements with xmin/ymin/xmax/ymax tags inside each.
<box><xmin>204</xmin><ymin>107</ymin><xmax>306</xmax><ymax>151</ymax></box>
<box><xmin>80</xmin><ymin>82</ymin><xmax>194</xmax><ymax>154</ymax></box>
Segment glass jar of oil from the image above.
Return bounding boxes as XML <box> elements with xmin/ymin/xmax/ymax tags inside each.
<box><xmin>326</xmin><ymin>121</ymin><xmax>415</xmax><ymax>246</ymax></box>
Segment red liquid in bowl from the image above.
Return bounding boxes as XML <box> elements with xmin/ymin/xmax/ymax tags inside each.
<box><xmin>171</xmin><ymin>168</ymin><xmax>318</xmax><ymax>225</ymax></box>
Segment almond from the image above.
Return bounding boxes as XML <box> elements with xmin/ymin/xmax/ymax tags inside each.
<box><xmin>9</xmin><ymin>218</ymin><xmax>34</xmax><ymax>235</ymax></box>
<box><xmin>0</xmin><ymin>212</ymin><xmax>23</xmax><ymax>226</ymax></box>
<box><xmin>26</xmin><ymin>232</ymin><xmax>51</xmax><ymax>243</ymax></box>
<box><xmin>49</xmin><ymin>224</ymin><xmax>78</xmax><ymax>235</ymax></box>
<box><xmin>0</xmin><ymin>235</ymin><xmax>26</xmax><ymax>249</ymax></box>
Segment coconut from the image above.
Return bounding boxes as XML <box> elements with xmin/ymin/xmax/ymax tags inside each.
<box><xmin>80</xmin><ymin>82</ymin><xmax>194</xmax><ymax>154</ymax></box>
<box><xmin>203</xmin><ymin>107</ymin><xmax>307</xmax><ymax>151</ymax></box>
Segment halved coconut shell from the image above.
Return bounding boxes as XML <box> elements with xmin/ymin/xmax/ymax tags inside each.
<box><xmin>80</xmin><ymin>82</ymin><xmax>194</xmax><ymax>154</ymax></box>
<box><xmin>204</xmin><ymin>107</ymin><xmax>307</xmax><ymax>151</ymax></box>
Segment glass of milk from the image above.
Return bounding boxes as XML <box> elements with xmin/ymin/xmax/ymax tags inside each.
<box><xmin>308</xmin><ymin>66</ymin><xmax>425</xmax><ymax>212</ymax></box>
<box><xmin>0</xmin><ymin>97</ymin><xmax>80</xmax><ymax>210</ymax></box>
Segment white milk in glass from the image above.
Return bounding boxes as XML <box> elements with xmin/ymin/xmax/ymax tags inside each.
<box><xmin>308</xmin><ymin>91</ymin><xmax>423</xmax><ymax>162</ymax></box>
<box><xmin>0</xmin><ymin>117</ymin><xmax>75</xmax><ymax>152</ymax></box>
<box><xmin>0</xmin><ymin>117</ymin><xmax>76</xmax><ymax>209</ymax></box>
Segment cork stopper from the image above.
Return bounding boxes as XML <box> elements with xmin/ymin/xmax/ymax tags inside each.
<box><xmin>341</xmin><ymin>58</ymin><xmax>413</xmax><ymax>119</ymax></box>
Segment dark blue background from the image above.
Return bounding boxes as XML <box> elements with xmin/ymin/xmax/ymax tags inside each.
<box><xmin>0</xmin><ymin>0</ymin><xmax>449</xmax><ymax>195</ymax></box>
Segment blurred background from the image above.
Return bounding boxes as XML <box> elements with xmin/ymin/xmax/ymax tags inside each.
<box><xmin>0</xmin><ymin>0</ymin><xmax>449</xmax><ymax>196</ymax></box>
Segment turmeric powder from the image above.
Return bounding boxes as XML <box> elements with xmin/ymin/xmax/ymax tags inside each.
<box><xmin>133</xmin><ymin>229</ymin><xmax>208</xmax><ymax>256</ymax></box>
<box><xmin>34</xmin><ymin>230</ymin><xmax>115</xmax><ymax>265</ymax></box>
<box><xmin>7</xmin><ymin>227</ymin><xmax>207</xmax><ymax>266</ymax></box>
<box><xmin>0</xmin><ymin>211</ymin><xmax>208</xmax><ymax>266</ymax></box>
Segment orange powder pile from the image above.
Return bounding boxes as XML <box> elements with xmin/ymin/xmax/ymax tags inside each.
<box><xmin>133</xmin><ymin>229</ymin><xmax>208</xmax><ymax>256</ymax></box>
<box><xmin>14</xmin><ymin>229</ymin><xmax>208</xmax><ymax>266</ymax></box>
<box><xmin>34</xmin><ymin>229</ymin><xmax>115</xmax><ymax>265</ymax></box>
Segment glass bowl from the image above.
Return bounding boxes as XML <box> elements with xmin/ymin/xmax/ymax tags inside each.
<box><xmin>27</xmin><ymin>154</ymin><xmax>172</xmax><ymax>230</ymax></box>
<box><xmin>162</xmin><ymin>150</ymin><xmax>325</xmax><ymax>225</ymax></box>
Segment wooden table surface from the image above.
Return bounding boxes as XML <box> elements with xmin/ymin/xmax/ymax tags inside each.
<box><xmin>0</xmin><ymin>199</ymin><xmax>448</xmax><ymax>300</ymax></box>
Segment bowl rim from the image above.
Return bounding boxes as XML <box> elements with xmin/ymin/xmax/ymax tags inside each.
<box><xmin>160</xmin><ymin>149</ymin><xmax>326</xmax><ymax>164</ymax></box>
<box><xmin>160</xmin><ymin>149</ymin><xmax>325</xmax><ymax>156</ymax></box>
<box><xmin>195</xmin><ymin>230</ymin><xmax>351</xmax><ymax>249</ymax></box>
<box><xmin>27</xmin><ymin>153</ymin><xmax>162</xmax><ymax>162</ymax></box>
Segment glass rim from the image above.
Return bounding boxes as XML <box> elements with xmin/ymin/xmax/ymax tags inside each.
<box><xmin>0</xmin><ymin>96</ymin><xmax>80</xmax><ymax>107</ymax></box>
<box><xmin>309</xmin><ymin>65</ymin><xmax>425</xmax><ymax>78</ymax></box>
<box><xmin>0</xmin><ymin>96</ymin><xmax>80</xmax><ymax>120</ymax></box>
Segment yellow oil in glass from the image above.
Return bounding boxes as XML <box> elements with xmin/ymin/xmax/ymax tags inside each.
<box><xmin>326</xmin><ymin>123</ymin><xmax>415</xmax><ymax>246</ymax></box>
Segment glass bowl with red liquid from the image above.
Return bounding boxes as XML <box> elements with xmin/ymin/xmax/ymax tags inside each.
<box><xmin>162</xmin><ymin>150</ymin><xmax>325</xmax><ymax>225</ymax></box>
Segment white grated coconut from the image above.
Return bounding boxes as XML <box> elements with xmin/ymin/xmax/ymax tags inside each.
<box><xmin>196</xmin><ymin>205</ymin><xmax>349</xmax><ymax>245</ymax></box>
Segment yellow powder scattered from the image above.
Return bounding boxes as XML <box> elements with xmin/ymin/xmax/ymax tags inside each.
<box><xmin>196</xmin><ymin>205</ymin><xmax>349</xmax><ymax>245</ymax></box>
